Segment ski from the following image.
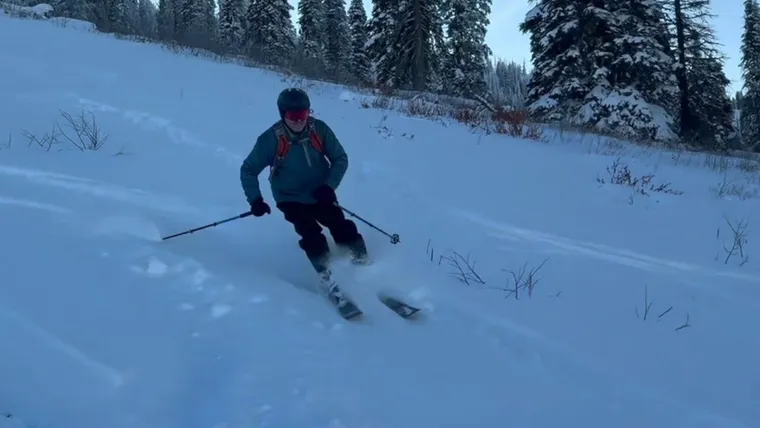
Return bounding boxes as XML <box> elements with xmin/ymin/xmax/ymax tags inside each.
<box><xmin>316</xmin><ymin>269</ymin><xmax>363</xmax><ymax>320</ymax></box>
<box><xmin>377</xmin><ymin>294</ymin><xmax>421</xmax><ymax>319</ymax></box>
<box><xmin>329</xmin><ymin>284</ymin><xmax>363</xmax><ymax>320</ymax></box>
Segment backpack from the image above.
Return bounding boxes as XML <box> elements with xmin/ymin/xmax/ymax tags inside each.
<box><xmin>269</xmin><ymin>117</ymin><xmax>324</xmax><ymax>178</ymax></box>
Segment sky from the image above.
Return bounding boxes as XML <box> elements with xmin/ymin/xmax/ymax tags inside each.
<box><xmin>484</xmin><ymin>0</ymin><xmax>745</xmax><ymax>95</ymax></box>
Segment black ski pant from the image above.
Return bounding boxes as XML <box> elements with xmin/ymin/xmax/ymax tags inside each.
<box><xmin>277</xmin><ymin>201</ymin><xmax>361</xmax><ymax>259</ymax></box>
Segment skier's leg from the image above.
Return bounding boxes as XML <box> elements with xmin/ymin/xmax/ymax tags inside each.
<box><xmin>312</xmin><ymin>202</ymin><xmax>368</xmax><ymax>263</ymax></box>
<box><xmin>277</xmin><ymin>202</ymin><xmax>331</xmax><ymax>272</ymax></box>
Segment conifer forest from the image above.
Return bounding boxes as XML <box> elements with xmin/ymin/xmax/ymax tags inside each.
<box><xmin>29</xmin><ymin>0</ymin><xmax>760</xmax><ymax>151</ymax></box>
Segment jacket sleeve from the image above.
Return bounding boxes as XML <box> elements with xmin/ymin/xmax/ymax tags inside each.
<box><xmin>240</xmin><ymin>131</ymin><xmax>275</xmax><ymax>204</ymax></box>
<box><xmin>317</xmin><ymin>120</ymin><xmax>348</xmax><ymax>190</ymax></box>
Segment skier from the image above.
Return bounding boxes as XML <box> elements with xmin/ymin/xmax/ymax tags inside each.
<box><xmin>240</xmin><ymin>88</ymin><xmax>369</xmax><ymax>276</ymax></box>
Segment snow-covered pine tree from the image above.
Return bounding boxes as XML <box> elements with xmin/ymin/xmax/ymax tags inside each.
<box><xmin>157</xmin><ymin>0</ymin><xmax>176</xmax><ymax>39</ymax></box>
<box><xmin>391</xmin><ymin>0</ymin><xmax>446</xmax><ymax>90</ymax></box>
<box><xmin>444</xmin><ymin>0</ymin><xmax>490</xmax><ymax>96</ymax></box>
<box><xmin>243</xmin><ymin>0</ymin><xmax>296</xmax><ymax>65</ymax></box>
<box><xmin>493</xmin><ymin>59</ymin><xmax>528</xmax><ymax>108</ymax></box>
<box><xmin>520</xmin><ymin>0</ymin><xmax>591</xmax><ymax>121</ymax></box>
<box><xmin>323</xmin><ymin>0</ymin><xmax>352</xmax><ymax>78</ymax></box>
<box><xmin>485</xmin><ymin>58</ymin><xmax>501</xmax><ymax>100</ymax></box>
<box><xmin>137</xmin><ymin>0</ymin><xmax>158</xmax><ymax>37</ymax></box>
<box><xmin>348</xmin><ymin>0</ymin><xmax>371</xmax><ymax>83</ymax></box>
<box><xmin>522</xmin><ymin>0</ymin><xmax>679</xmax><ymax>141</ymax></box>
<box><xmin>594</xmin><ymin>0</ymin><xmax>679</xmax><ymax>141</ymax></box>
<box><xmin>102</xmin><ymin>0</ymin><xmax>139</xmax><ymax>34</ymax></box>
<box><xmin>175</xmin><ymin>0</ymin><xmax>216</xmax><ymax>48</ymax></box>
<box><xmin>297</xmin><ymin>0</ymin><xmax>326</xmax><ymax>70</ymax></box>
<box><xmin>365</xmin><ymin>0</ymin><xmax>400</xmax><ymax>88</ymax></box>
<box><xmin>204</xmin><ymin>0</ymin><xmax>218</xmax><ymax>42</ymax></box>
<box><xmin>49</xmin><ymin>0</ymin><xmax>93</xmax><ymax>21</ymax></box>
<box><xmin>218</xmin><ymin>0</ymin><xmax>245</xmax><ymax>52</ymax></box>
<box><xmin>740</xmin><ymin>0</ymin><xmax>760</xmax><ymax>148</ymax></box>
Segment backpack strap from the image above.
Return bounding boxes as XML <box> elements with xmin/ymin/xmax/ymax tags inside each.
<box><xmin>307</xmin><ymin>118</ymin><xmax>324</xmax><ymax>153</ymax></box>
<box><xmin>269</xmin><ymin>118</ymin><xmax>325</xmax><ymax>180</ymax></box>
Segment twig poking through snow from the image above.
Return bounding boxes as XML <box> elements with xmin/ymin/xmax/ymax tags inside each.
<box><xmin>502</xmin><ymin>258</ymin><xmax>549</xmax><ymax>300</ymax></box>
<box><xmin>718</xmin><ymin>216</ymin><xmax>750</xmax><ymax>266</ymax></box>
<box><xmin>439</xmin><ymin>250</ymin><xmax>485</xmax><ymax>286</ymax></box>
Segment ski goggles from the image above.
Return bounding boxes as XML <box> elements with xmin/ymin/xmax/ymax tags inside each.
<box><xmin>284</xmin><ymin>109</ymin><xmax>309</xmax><ymax>121</ymax></box>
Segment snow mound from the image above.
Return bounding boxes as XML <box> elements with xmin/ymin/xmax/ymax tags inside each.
<box><xmin>0</xmin><ymin>2</ymin><xmax>52</xmax><ymax>19</ymax></box>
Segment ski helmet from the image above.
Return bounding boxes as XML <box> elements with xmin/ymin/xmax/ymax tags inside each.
<box><xmin>277</xmin><ymin>88</ymin><xmax>310</xmax><ymax>117</ymax></box>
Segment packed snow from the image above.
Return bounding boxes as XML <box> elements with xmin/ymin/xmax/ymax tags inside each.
<box><xmin>2</xmin><ymin>10</ymin><xmax>760</xmax><ymax>428</ymax></box>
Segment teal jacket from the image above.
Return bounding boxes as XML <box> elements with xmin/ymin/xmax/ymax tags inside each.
<box><xmin>240</xmin><ymin>118</ymin><xmax>348</xmax><ymax>205</ymax></box>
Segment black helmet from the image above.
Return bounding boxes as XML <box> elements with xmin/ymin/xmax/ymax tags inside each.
<box><xmin>277</xmin><ymin>88</ymin><xmax>310</xmax><ymax>116</ymax></box>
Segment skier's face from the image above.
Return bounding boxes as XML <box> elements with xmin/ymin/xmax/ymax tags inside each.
<box><xmin>284</xmin><ymin>109</ymin><xmax>309</xmax><ymax>132</ymax></box>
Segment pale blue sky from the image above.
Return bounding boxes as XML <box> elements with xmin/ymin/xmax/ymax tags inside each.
<box><xmin>483</xmin><ymin>1</ymin><xmax>744</xmax><ymax>94</ymax></box>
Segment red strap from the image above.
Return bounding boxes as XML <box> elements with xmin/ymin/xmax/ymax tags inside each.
<box><xmin>276</xmin><ymin>134</ymin><xmax>290</xmax><ymax>159</ymax></box>
<box><xmin>309</xmin><ymin>130</ymin><xmax>323</xmax><ymax>153</ymax></box>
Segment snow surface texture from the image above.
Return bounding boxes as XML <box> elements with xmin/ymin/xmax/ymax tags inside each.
<box><xmin>2</xmin><ymin>10</ymin><xmax>760</xmax><ymax>428</ymax></box>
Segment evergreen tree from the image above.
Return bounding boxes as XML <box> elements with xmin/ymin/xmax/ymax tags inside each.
<box><xmin>600</xmin><ymin>0</ymin><xmax>678</xmax><ymax>140</ymax></box>
<box><xmin>218</xmin><ymin>0</ymin><xmax>246</xmax><ymax>52</ymax></box>
<box><xmin>292</xmin><ymin>0</ymin><xmax>326</xmax><ymax>76</ymax></box>
<box><xmin>520</xmin><ymin>0</ymin><xmax>591</xmax><ymax>121</ymax></box>
<box><xmin>348</xmin><ymin>0</ymin><xmax>371</xmax><ymax>83</ymax></box>
<box><xmin>688</xmin><ymin>51</ymin><xmax>736</xmax><ymax>147</ymax></box>
<box><xmin>493</xmin><ymin>59</ymin><xmax>529</xmax><ymax>107</ymax></box>
<box><xmin>661</xmin><ymin>0</ymin><xmax>735</xmax><ymax>148</ymax></box>
<box><xmin>740</xmin><ymin>0</ymin><xmax>760</xmax><ymax>147</ymax></box>
<box><xmin>444</xmin><ymin>0</ymin><xmax>491</xmax><ymax>96</ymax></box>
<box><xmin>104</xmin><ymin>0</ymin><xmax>139</xmax><ymax>34</ymax></box>
<box><xmin>297</xmin><ymin>0</ymin><xmax>326</xmax><ymax>63</ymax></box>
<box><xmin>391</xmin><ymin>0</ymin><xmax>446</xmax><ymax>90</ymax></box>
<box><xmin>521</xmin><ymin>0</ymin><xmax>678</xmax><ymax>141</ymax></box>
<box><xmin>157</xmin><ymin>0</ymin><xmax>176</xmax><ymax>40</ymax></box>
<box><xmin>365</xmin><ymin>0</ymin><xmax>399</xmax><ymax>87</ymax></box>
<box><xmin>243</xmin><ymin>0</ymin><xmax>296</xmax><ymax>65</ymax></box>
<box><xmin>323</xmin><ymin>0</ymin><xmax>352</xmax><ymax>77</ymax></box>
<box><xmin>49</xmin><ymin>0</ymin><xmax>93</xmax><ymax>21</ymax></box>
<box><xmin>137</xmin><ymin>0</ymin><xmax>158</xmax><ymax>37</ymax></box>
<box><xmin>175</xmin><ymin>0</ymin><xmax>216</xmax><ymax>48</ymax></box>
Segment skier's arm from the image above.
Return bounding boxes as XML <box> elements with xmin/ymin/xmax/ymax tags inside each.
<box><xmin>240</xmin><ymin>131</ymin><xmax>275</xmax><ymax>204</ymax></box>
<box><xmin>318</xmin><ymin>121</ymin><xmax>348</xmax><ymax>190</ymax></box>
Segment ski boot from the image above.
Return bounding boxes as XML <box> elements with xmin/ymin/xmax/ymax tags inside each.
<box><xmin>347</xmin><ymin>234</ymin><xmax>370</xmax><ymax>266</ymax></box>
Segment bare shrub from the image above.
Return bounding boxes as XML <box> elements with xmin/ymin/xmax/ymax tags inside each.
<box><xmin>635</xmin><ymin>284</ymin><xmax>654</xmax><ymax>320</ymax></box>
<box><xmin>596</xmin><ymin>157</ymin><xmax>683</xmax><ymax>196</ymax></box>
<box><xmin>500</xmin><ymin>258</ymin><xmax>549</xmax><ymax>300</ymax></box>
<box><xmin>493</xmin><ymin>108</ymin><xmax>528</xmax><ymax>137</ymax></box>
<box><xmin>634</xmin><ymin>285</ymin><xmax>690</xmax><ymax>331</ymax></box>
<box><xmin>58</xmin><ymin>109</ymin><xmax>108</xmax><ymax>151</ymax></box>
<box><xmin>18</xmin><ymin>109</ymin><xmax>107</xmax><ymax>152</ymax></box>
<box><xmin>450</xmin><ymin>106</ymin><xmax>484</xmax><ymax>129</ymax></box>
<box><xmin>675</xmin><ymin>313</ymin><xmax>691</xmax><ymax>331</ymax></box>
<box><xmin>437</xmin><ymin>250</ymin><xmax>485</xmax><ymax>286</ymax></box>
<box><xmin>371</xmin><ymin>96</ymin><xmax>393</xmax><ymax>110</ymax></box>
<box><xmin>711</xmin><ymin>174</ymin><xmax>759</xmax><ymax>200</ymax></box>
<box><xmin>21</xmin><ymin>123</ymin><xmax>63</xmax><ymax>151</ymax></box>
<box><xmin>716</xmin><ymin>216</ymin><xmax>750</xmax><ymax>266</ymax></box>
<box><xmin>403</xmin><ymin>97</ymin><xmax>443</xmax><ymax>118</ymax></box>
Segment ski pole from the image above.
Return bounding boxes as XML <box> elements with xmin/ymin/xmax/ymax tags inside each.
<box><xmin>161</xmin><ymin>211</ymin><xmax>252</xmax><ymax>241</ymax></box>
<box><xmin>336</xmin><ymin>203</ymin><xmax>400</xmax><ymax>244</ymax></box>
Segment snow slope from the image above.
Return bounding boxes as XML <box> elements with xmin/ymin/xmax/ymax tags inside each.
<box><xmin>2</xmin><ymin>11</ymin><xmax>760</xmax><ymax>428</ymax></box>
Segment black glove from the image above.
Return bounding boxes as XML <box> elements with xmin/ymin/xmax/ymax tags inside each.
<box><xmin>249</xmin><ymin>197</ymin><xmax>271</xmax><ymax>217</ymax></box>
<box><xmin>312</xmin><ymin>184</ymin><xmax>337</xmax><ymax>205</ymax></box>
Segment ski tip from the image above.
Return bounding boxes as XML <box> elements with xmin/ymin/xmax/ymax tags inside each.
<box><xmin>341</xmin><ymin>309</ymin><xmax>363</xmax><ymax>320</ymax></box>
